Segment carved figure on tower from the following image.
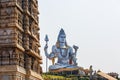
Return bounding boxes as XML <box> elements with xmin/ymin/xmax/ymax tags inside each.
<box><xmin>44</xmin><ymin>28</ymin><xmax>79</xmax><ymax>71</ymax></box>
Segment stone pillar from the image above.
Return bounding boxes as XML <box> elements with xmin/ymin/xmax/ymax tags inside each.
<box><xmin>23</xmin><ymin>15</ymin><xmax>29</xmax><ymax>50</ymax></box>
<box><xmin>12</xmin><ymin>50</ymin><xmax>19</xmax><ymax>65</ymax></box>
<box><xmin>25</xmin><ymin>57</ymin><xmax>32</xmax><ymax>70</ymax></box>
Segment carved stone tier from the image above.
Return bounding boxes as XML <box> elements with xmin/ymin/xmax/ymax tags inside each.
<box><xmin>0</xmin><ymin>65</ymin><xmax>43</xmax><ymax>80</ymax></box>
<box><xmin>0</xmin><ymin>65</ymin><xmax>26</xmax><ymax>74</ymax></box>
<box><xmin>26</xmin><ymin>49</ymin><xmax>42</xmax><ymax>60</ymax></box>
<box><xmin>28</xmin><ymin>70</ymin><xmax>43</xmax><ymax>79</ymax></box>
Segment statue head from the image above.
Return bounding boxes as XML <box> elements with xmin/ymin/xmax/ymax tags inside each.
<box><xmin>58</xmin><ymin>28</ymin><xmax>66</xmax><ymax>43</ymax></box>
<box><xmin>56</xmin><ymin>28</ymin><xmax>68</xmax><ymax>48</ymax></box>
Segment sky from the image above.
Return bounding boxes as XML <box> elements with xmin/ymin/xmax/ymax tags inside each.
<box><xmin>38</xmin><ymin>0</ymin><xmax>120</xmax><ymax>74</ymax></box>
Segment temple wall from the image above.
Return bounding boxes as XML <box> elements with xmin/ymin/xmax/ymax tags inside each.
<box><xmin>0</xmin><ymin>0</ymin><xmax>43</xmax><ymax>80</ymax></box>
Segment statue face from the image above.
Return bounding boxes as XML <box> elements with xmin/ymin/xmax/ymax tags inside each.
<box><xmin>58</xmin><ymin>34</ymin><xmax>66</xmax><ymax>43</ymax></box>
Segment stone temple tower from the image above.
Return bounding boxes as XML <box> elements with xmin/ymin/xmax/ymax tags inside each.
<box><xmin>0</xmin><ymin>0</ymin><xmax>43</xmax><ymax>80</ymax></box>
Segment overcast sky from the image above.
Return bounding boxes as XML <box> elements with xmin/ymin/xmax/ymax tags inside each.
<box><xmin>38</xmin><ymin>0</ymin><xmax>120</xmax><ymax>74</ymax></box>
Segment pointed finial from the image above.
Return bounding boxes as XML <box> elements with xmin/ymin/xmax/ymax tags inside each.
<box><xmin>59</xmin><ymin>28</ymin><xmax>65</xmax><ymax>36</ymax></box>
<box><xmin>45</xmin><ymin>34</ymin><xmax>49</xmax><ymax>42</ymax></box>
<box><xmin>58</xmin><ymin>28</ymin><xmax>66</xmax><ymax>40</ymax></box>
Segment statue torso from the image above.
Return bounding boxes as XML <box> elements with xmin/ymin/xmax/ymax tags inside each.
<box><xmin>52</xmin><ymin>45</ymin><xmax>72</xmax><ymax>65</ymax></box>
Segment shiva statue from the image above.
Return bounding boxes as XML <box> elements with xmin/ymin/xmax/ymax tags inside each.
<box><xmin>44</xmin><ymin>28</ymin><xmax>79</xmax><ymax>70</ymax></box>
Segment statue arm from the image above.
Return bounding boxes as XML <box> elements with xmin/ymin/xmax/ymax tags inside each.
<box><xmin>69</xmin><ymin>47</ymin><xmax>77</xmax><ymax>65</ymax></box>
<box><xmin>73</xmin><ymin>45</ymin><xmax>79</xmax><ymax>56</ymax></box>
<box><xmin>44</xmin><ymin>45</ymin><xmax>56</xmax><ymax>59</ymax></box>
<box><xmin>69</xmin><ymin>47</ymin><xmax>75</xmax><ymax>57</ymax></box>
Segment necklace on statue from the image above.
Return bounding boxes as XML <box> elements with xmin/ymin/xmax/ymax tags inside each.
<box><xmin>60</xmin><ymin>48</ymin><xmax>67</xmax><ymax>58</ymax></box>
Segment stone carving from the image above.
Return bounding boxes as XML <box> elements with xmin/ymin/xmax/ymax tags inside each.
<box><xmin>3</xmin><ymin>30</ymin><xmax>8</xmax><ymax>35</ymax></box>
<box><xmin>44</xmin><ymin>29</ymin><xmax>79</xmax><ymax>70</ymax></box>
<box><xmin>0</xmin><ymin>29</ymin><xmax>15</xmax><ymax>44</ymax></box>
<box><xmin>0</xmin><ymin>0</ymin><xmax>10</xmax><ymax>2</ymax></box>
<box><xmin>0</xmin><ymin>29</ymin><xmax>12</xmax><ymax>35</ymax></box>
<box><xmin>19</xmin><ymin>52</ymin><xmax>24</xmax><ymax>67</ymax></box>
<box><xmin>12</xmin><ymin>50</ymin><xmax>19</xmax><ymax>65</ymax></box>
<box><xmin>1</xmin><ymin>50</ymin><xmax>9</xmax><ymax>65</ymax></box>
<box><xmin>2</xmin><ymin>75</ymin><xmax>9</xmax><ymax>80</ymax></box>
<box><xmin>6</xmin><ymin>8</ymin><xmax>12</xmax><ymax>15</ymax></box>
<box><xmin>33</xmin><ymin>60</ymin><xmax>38</xmax><ymax>72</ymax></box>
<box><xmin>26</xmin><ymin>57</ymin><xmax>32</xmax><ymax>69</ymax></box>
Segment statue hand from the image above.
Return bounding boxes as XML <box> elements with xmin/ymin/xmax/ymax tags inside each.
<box><xmin>74</xmin><ymin>63</ymin><xmax>78</xmax><ymax>66</ymax></box>
<box><xmin>73</xmin><ymin>45</ymin><xmax>79</xmax><ymax>52</ymax></box>
<box><xmin>44</xmin><ymin>44</ymin><xmax>48</xmax><ymax>52</ymax></box>
<box><xmin>55</xmin><ymin>52</ymin><xmax>59</xmax><ymax>57</ymax></box>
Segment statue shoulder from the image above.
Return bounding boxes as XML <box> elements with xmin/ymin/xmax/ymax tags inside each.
<box><xmin>67</xmin><ymin>46</ymin><xmax>73</xmax><ymax>50</ymax></box>
<box><xmin>52</xmin><ymin>45</ymin><xmax>57</xmax><ymax>51</ymax></box>
<box><xmin>67</xmin><ymin>46</ymin><xmax>73</xmax><ymax>52</ymax></box>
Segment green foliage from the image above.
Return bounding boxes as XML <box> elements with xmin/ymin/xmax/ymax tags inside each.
<box><xmin>42</xmin><ymin>74</ymin><xmax>66</xmax><ymax>80</ymax></box>
<box><xmin>79</xmin><ymin>77</ymin><xmax>90</xmax><ymax>80</ymax></box>
<box><xmin>42</xmin><ymin>73</ymin><xmax>90</xmax><ymax>80</ymax></box>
